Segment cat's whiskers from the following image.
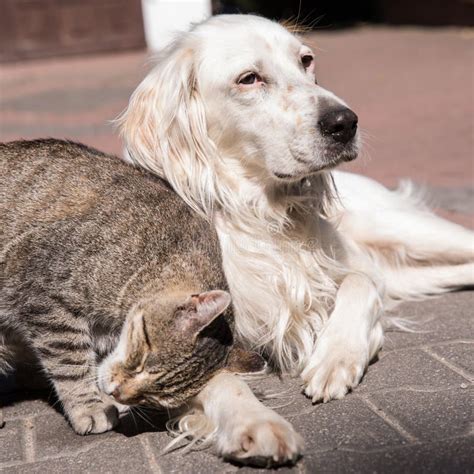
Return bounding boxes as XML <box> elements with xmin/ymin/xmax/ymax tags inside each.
<box><xmin>131</xmin><ymin>406</ymin><xmax>158</xmax><ymax>429</ymax></box>
<box><xmin>127</xmin><ymin>406</ymin><xmax>139</xmax><ymax>432</ymax></box>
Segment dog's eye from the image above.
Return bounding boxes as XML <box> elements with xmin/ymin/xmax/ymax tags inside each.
<box><xmin>301</xmin><ymin>55</ymin><xmax>314</xmax><ymax>69</ymax></box>
<box><xmin>238</xmin><ymin>72</ymin><xmax>261</xmax><ymax>85</ymax></box>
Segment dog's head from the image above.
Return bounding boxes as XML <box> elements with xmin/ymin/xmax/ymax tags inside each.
<box><xmin>121</xmin><ymin>14</ymin><xmax>359</xmax><ymax>213</ymax></box>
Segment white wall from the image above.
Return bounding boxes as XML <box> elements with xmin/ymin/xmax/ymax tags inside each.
<box><xmin>141</xmin><ymin>0</ymin><xmax>211</xmax><ymax>51</ymax></box>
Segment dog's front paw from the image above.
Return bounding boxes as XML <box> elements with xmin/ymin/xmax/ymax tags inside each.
<box><xmin>68</xmin><ymin>402</ymin><xmax>119</xmax><ymax>435</ymax></box>
<box><xmin>302</xmin><ymin>322</ymin><xmax>384</xmax><ymax>403</ymax></box>
<box><xmin>217</xmin><ymin>410</ymin><xmax>303</xmax><ymax>467</ymax></box>
<box><xmin>302</xmin><ymin>352</ymin><xmax>366</xmax><ymax>403</ymax></box>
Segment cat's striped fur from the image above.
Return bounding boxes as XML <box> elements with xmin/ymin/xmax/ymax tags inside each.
<box><xmin>0</xmin><ymin>139</ymin><xmax>235</xmax><ymax>434</ymax></box>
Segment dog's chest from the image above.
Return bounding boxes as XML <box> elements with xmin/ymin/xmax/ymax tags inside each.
<box><xmin>215</xmin><ymin>219</ymin><xmax>341</xmax><ymax>362</ymax></box>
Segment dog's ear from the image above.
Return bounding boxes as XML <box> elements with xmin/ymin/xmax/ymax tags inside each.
<box><xmin>118</xmin><ymin>39</ymin><xmax>218</xmax><ymax>218</ymax></box>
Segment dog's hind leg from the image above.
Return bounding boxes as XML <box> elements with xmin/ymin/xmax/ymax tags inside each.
<box><xmin>333</xmin><ymin>171</ymin><xmax>474</xmax><ymax>266</ymax></box>
<box><xmin>383</xmin><ymin>263</ymin><xmax>474</xmax><ymax>300</ymax></box>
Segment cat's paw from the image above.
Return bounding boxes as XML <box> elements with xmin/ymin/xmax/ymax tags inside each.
<box><xmin>68</xmin><ymin>403</ymin><xmax>119</xmax><ymax>435</ymax></box>
<box><xmin>218</xmin><ymin>411</ymin><xmax>303</xmax><ymax>467</ymax></box>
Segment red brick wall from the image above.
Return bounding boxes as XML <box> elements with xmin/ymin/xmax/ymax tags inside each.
<box><xmin>0</xmin><ymin>0</ymin><xmax>145</xmax><ymax>62</ymax></box>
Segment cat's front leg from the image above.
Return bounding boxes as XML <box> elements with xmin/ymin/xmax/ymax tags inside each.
<box><xmin>194</xmin><ymin>372</ymin><xmax>303</xmax><ymax>467</ymax></box>
<box><xmin>31</xmin><ymin>315</ymin><xmax>119</xmax><ymax>435</ymax></box>
<box><xmin>47</xmin><ymin>357</ymin><xmax>119</xmax><ymax>435</ymax></box>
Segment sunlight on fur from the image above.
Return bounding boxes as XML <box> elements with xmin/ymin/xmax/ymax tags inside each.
<box><xmin>118</xmin><ymin>13</ymin><xmax>474</xmax><ymax>461</ymax></box>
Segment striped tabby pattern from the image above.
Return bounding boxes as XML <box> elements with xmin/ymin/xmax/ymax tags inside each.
<box><xmin>0</xmin><ymin>139</ymin><xmax>233</xmax><ymax>435</ymax></box>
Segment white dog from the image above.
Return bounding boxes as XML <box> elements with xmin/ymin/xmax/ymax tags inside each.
<box><xmin>119</xmin><ymin>14</ymin><xmax>474</xmax><ymax>466</ymax></box>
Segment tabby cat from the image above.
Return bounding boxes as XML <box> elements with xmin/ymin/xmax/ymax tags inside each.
<box><xmin>0</xmin><ymin>139</ymin><xmax>239</xmax><ymax>435</ymax></box>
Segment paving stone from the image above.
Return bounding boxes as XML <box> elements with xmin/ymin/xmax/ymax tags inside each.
<box><xmin>239</xmin><ymin>465</ymin><xmax>301</xmax><ymax>474</ymax></box>
<box><xmin>429</xmin><ymin>342</ymin><xmax>474</xmax><ymax>378</ymax></box>
<box><xmin>150</xmin><ymin>437</ymin><xmax>237</xmax><ymax>474</ymax></box>
<box><xmin>357</xmin><ymin>349</ymin><xmax>467</xmax><ymax>394</ymax></box>
<box><xmin>383</xmin><ymin>292</ymin><xmax>474</xmax><ymax>351</ymax></box>
<box><xmin>289</xmin><ymin>397</ymin><xmax>406</xmax><ymax>452</ymax></box>
<box><xmin>2</xmin><ymin>396</ymin><xmax>52</xmax><ymax>421</ymax></box>
<box><xmin>33</xmin><ymin>411</ymin><xmax>117</xmax><ymax>459</ymax></box>
<box><xmin>7</xmin><ymin>438</ymin><xmax>152</xmax><ymax>474</ymax></box>
<box><xmin>304</xmin><ymin>435</ymin><xmax>474</xmax><ymax>474</ymax></box>
<box><xmin>0</xmin><ymin>421</ymin><xmax>24</xmax><ymax>464</ymax></box>
<box><xmin>248</xmin><ymin>374</ymin><xmax>311</xmax><ymax>419</ymax></box>
<box><xmin>1</xmin><ymin>84</ymin><xmax>135</xmax><ymax>115</ymax></box>
<box><xmin>369</xmin><ymin>388</ymin><xmax>473</xmax><ymax>442</ymax></box>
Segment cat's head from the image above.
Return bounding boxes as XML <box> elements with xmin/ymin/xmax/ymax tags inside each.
<box><xmin>98</xmin><ymin>290</ymin><xmax>233</xmax><ymax>408</ymax></box>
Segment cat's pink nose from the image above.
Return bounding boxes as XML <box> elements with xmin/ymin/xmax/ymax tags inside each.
<box><xmin>111</xmin><ymin>388</ymin><xmax>122</xmax><ymax>401</ymax></box>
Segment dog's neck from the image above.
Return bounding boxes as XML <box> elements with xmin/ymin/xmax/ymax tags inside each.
<box><xmin>211</xmin><ymin>159</ymin><xmax>337</xmax><ymax>238</ymax></box>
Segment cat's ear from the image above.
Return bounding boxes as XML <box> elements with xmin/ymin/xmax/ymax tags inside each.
<box><xmin>124</xmin><ymin>310</ymin><xmax>150</xmax><ymax>368</ymax></box>
<box><xmin>175</xmin><ymin>290</ymin><xmax>231</xmax><ymax>339</ymax></box>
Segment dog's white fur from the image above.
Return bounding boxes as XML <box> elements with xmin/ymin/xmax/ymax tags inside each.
<box><xmin>119</xmin><ymin>14</ymin><xmax>474</xmax><ymax>465</ymax></box>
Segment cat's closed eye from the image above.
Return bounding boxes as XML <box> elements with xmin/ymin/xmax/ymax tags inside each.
<box><xmin>131</xmin><ymin>364</ymin><xmax>145</xmax><ymax>374</ymax></box>
<box><xmin>124</xmin><ymin>360</ymin><xmax>145</xmax><ymax>374</ymax></box>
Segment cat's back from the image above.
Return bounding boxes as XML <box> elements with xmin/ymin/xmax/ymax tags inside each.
<box><xmin>1</xmin><ymin>139</ymin><xmax>220</xmax><ymax>316</ymax></box>
<box><xmin>0</xmin><ymin>138</ymin><xmax>192</xmax><ymax>245</ymax></box>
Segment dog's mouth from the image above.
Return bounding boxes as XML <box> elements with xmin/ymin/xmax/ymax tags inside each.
<box><xmin>273</xmin><ymin>147</ymin><xmax>358</xmax><ymax>182</ymax></box>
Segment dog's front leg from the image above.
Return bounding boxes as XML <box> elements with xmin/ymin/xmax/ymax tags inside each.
<box><xmin>195</xmin><ymin>372</ymin><xmax>303</xmax><ymax>466</ymax></box>
<box><xmin>302</xmin><ymin>272</ymin><xmax>384</xmax><ymax>403</ymax></box>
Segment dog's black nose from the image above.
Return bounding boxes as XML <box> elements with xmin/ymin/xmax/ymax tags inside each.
<box><xmin>318</xmin><ymin>107</ymin><xmax>358</xmax><ymax>144</ymax></box>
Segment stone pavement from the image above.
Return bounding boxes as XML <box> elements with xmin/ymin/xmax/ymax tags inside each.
<box><xmin>1</xmin><ymin>293</ymin><xmax>473</xmax><ymax>473</ymax></box>
<box><xmin>1</xmin><ymin>26</ymin><xmax>473</xmax><ymax>473</ymax></box>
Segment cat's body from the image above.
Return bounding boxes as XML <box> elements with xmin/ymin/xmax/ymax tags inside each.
<box><xmin>0</xmin><ymin>139</ymin><xmax>234</xmax><ymax>434</ymax></box>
